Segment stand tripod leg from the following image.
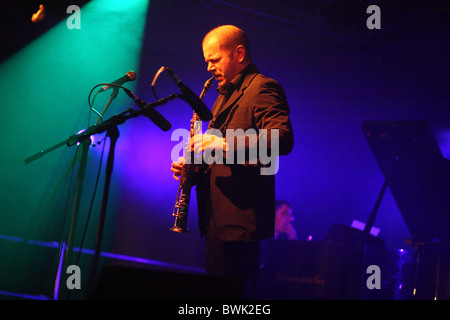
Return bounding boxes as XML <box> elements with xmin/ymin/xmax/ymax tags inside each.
<box><xmin>88</xmin><ymin>125</ymin><xmax>119</xmax><ymax>295</ymax></box>
<box><xmin>54</xmin><ymin>139</ymin><xmax>90</xmax><ymax>300</ymax></box>
<box><xmin>52</xmin><ymin>242</ymin><xmax>66</xmax><ymax>300</ymax></box>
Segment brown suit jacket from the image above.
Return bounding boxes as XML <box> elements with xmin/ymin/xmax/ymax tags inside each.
<box><xmin>196</xmin><ymin>64</ymin><xmax>293</xmax><ymax>241</ymax></box>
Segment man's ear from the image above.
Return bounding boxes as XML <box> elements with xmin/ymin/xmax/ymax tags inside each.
<box><xmin>235</xmin><ymin>45</ymin><xmax>246</xmax><ymax>63</ymax></box>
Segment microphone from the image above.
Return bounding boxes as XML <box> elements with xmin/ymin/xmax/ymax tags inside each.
<box><xmin>98</xmin><ymin>71</ymin><xmax>137</xmax><ymax>92</ymax></box>
<box><xmin>164</xmin><ymin>67</ymin><xmax>213</xmax><ymax>121</ymax></box>
<box><xmin>122</xmin><ymin>88</ymin><xmax>172</xmax><ymax>132</ymax></box>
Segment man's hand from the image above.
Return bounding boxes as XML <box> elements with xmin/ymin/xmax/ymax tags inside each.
<box><xmin>275</xmin><ymin>214</ymin><xmax>298</xmax><ymax>240</ymax></box>
<box><xmin>172</xmin><ymin>134</ymin><xmax>227</xmax><ymax>180</ymax></box>
<box><xmin>192</xmin><ymin>133</ymin><xmax>226</xmax><ymax>154</ymax></box>
<box><xmin>277</xmin><ymin>218</ymin><xmax>298</xmax><ymax>240</ymax></box>
<box><xmin>170</xmin><ymin>157</ymin><xmax>185</xmax><ymax>181</ymax></box>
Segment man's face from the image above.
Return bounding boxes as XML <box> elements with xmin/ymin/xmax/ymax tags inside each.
<box><xmin>275</xmin><ymin>204</ymin><xmax>294</xmax><ymax>227</ymax></box>
<box><xmin>202</xmin><ymin>35</ymin><xmax>240</xmax><ymax>89</ymax></box>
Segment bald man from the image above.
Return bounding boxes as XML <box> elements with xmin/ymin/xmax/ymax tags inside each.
<box><xmin>171</xmin><ymin>25</ymin><xmax>293</xmax><ymax>297</ymax></box>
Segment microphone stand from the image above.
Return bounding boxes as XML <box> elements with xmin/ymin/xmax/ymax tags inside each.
<box><xmin>95</xmin><ymin>87</ymin><xmax>119</xmax><ymax>125</ymax></box>
<box><xmin>24</xmin><ymin>93</ymin><xmax>177</xmax><ymax>299</ymax></box>
<box><xmin>56</xmin><ymin>138</ymin><xmax>90</xmax><ymax>300</ymax></box>
<box><xmin>88</xmin><ymin>123</ymin><xmax>118</xmax><ymax>295</ymax></box>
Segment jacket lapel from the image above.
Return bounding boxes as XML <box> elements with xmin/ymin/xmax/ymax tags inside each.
<box><xmin>210</xmin><ymin>68</ymin><xmax>259</xmax><ymax>130</ymax></box>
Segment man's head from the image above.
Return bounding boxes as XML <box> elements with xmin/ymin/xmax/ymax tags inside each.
<box><xmin>275</xmin><ymin>200</ymin><xmax>294</xmax><ymax>228</ymax></box>
<box><xmin>202</xmin><ymin>25</ymin><xmax>251</xmax><ymax>89</ymax></box>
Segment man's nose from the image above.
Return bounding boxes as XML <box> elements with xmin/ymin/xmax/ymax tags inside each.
<box><xmin>207</xmin><ymin>62</ymin><xmax>215</xmax><ymax>72</ymax></box>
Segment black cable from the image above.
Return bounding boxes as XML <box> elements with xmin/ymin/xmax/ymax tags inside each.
<box><xmin>56</xmin><ymin>82</ymin><xmax>136</xmax><ymax>298</ymax></box>
<box><xmin>72</xmin><ymin>82</ymin><xmax>129</xmax><ymax>263</ymax></box>
<box><xmin>73</xmin><ymin>134</ymin><xmax>107</xmax><ymax>267</ymax></box>
<box><xmin>52</xmin><ymin>145</ymin><xmax>79</xmax><ymax>299</ymax></box>
<box><xmin>150</xmin><ymin>66</ymin><xmax>167</xmax><ymax>100</ymax></box>
<box><xmin>87</xmin><ymin>90</ymin><xmax>102</xmax><ymax>126</ymax></box>
<box><xmin>65</xmin><ymin>133</ymin><xmax>106</xmax><ymax>300</ymax></box>
<box><xmin>87</xmin><ymin>83</ymin><xmax>127</xmax><ymax>126</ymax></box>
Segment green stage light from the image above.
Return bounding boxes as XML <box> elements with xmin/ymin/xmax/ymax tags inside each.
<box><xmin>0</xmin><ymin>0</ymin><xmax>150</xmax><ymax>297</ymax></box>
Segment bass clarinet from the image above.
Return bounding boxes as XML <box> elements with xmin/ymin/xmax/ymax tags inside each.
<box><xmin>170</xmin><ymin>76</ymin><xmax>214</xmax><ymax>233</ymax></box>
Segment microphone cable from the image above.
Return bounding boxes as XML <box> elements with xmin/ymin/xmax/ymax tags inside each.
<box><xmin>87</xmin><ymin>83</ymin><xmax>125</xmax><ymax>126</ymax></box>
<box><xmin>150</xmin><ymin>66</ymin><xmax>166</xmax><ymax>101</ymax></box>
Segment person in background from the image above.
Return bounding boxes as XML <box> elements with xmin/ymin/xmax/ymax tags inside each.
<box><xmin>274</xmin><ymin>200</ymin><xmax>297</xmax><ymax>240</ymax></box>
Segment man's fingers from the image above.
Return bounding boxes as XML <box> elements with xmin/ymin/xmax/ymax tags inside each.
<box><xmin>171</xmin><ymin>157</ymin><xmax>185</xmax><ymax>180</ymax></box>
